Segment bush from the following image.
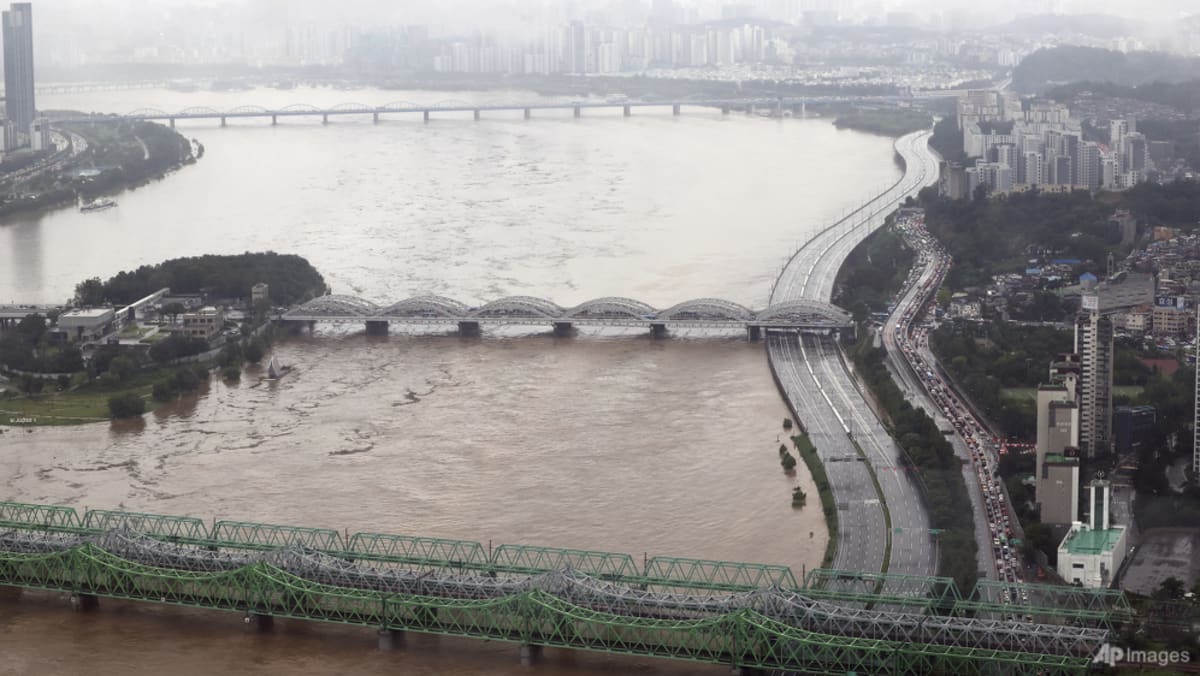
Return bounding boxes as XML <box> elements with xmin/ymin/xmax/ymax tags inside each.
<box><xmin>781</xmin><ymin>451</ymin><xmax>797</xmax><ymax>472</ymax></box>
<box><xmin>783</xmin><ymin>418</ymin><xmax>793</xmax><ymax>430</ymax></box>
<box><xmin>173</xmin><ymin>367</ymin><xmax>199</xmax><ymax>392</ymax></box>
<box><xmin>56</xmin><ymin>374</ymin><xmax>70</xmax><ymax>390</ymax></box>
<box><xmin>149</xmin><ymin>334</ymin><xmax>209</xmax><ymax>363</ymax></box>
<box><xmin>243</xmin><ymin>340</ymin><xmax>265</xmax><ymax>364</ymax></box>
<box><xmin>191</xmin><ymin>364</ymin><xmax>210</xmax><ymax>381</ymax></box>
<box><xmin>152</xmin><ymin>381</ymin><xmax>177</xmax><ymax>402</ymax></box>
<box><xmin>222</xmin><ymin>366</ymin><xmax>241</xmax><ymax>381</ymax></box>
<box><xmin>107</xmin><ymin>392</ymin><xmax>146</xmax><ymax>418</ymax></box>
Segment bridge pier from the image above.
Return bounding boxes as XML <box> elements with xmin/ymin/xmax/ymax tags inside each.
<box><xmin>220</xmin><ymin>116</ymin><xmax>226</xmax><ymax>127</ymax></box>
<box><xmin>520</xmin><ymin>644</ymin><xmax>543</xmax><ymax>666</ymax></box>
<box><xmin>524</xmin><ymin>108</ymin><xmax>531</xmax><ymax>120</ymax></box>
<box><xmin>365</xmin><ymin>320</ymin><xmax>389</xmax><ymax>336</ymax></box>
<box><xmin>721</xmin><ymin>106</ymin><xmax>730</xmax><ymax>115</ymax></box>
<box><xmin>650</xmin><ymin>323</ymin><xmax>668</xmax><ymax>339</ymax></box>
<box><xmin>473</xmin><ymin>109</ymin><xmax>480</xmax><ymax>121</ymax></box>
<box><xmin>745</xmin><ymin>105</ymin><xmax>754</xmax><ymax>116</ymax></box>
<box><xmin>423</xmin><ymin>110</ymin><xmax>430</xmax><ymax>123</ymax></box>
<box><xmin>373</xmin><ymin>112</ymin><xmax>379</xmax><ymax>124</ymax></box>
<box><xmin>69</xmin><ymin>593</ymin><xmax>99</xmax><ymax>612</ymax></box>
<box><xmin>672</xmin><ymin>104</ymin><xmax>681</xmax><ymax>116</ymax></box>
<box><xmin>244</xmin><ymin>613</ymin><xmax>274</xmax><ymax>631</ymax></box>
<box><xmin>573</xmin><ymin>106</ymin><xmax>581</xmax><ymax>118</ymax></box>
<box><xmin>377</xmin><ymin>628</ymin><xmax>402</xmax><ymax>651</ymax></box>
<box><xmin>169</xmin><ymin>117</ymin><xmax>176</xmax><ymax>128</ymax></box>
<box><xmin>322</xmin><ymin>114</ymin><xmax>328</xmax><ymax>125</ymax></box>
<box><xmin>747</xmin><ymin>326</ymin><xmax>762</xmax><ymax>341</ymax></box>
<box><xmin>553</xmin><ymin>322</ymin><xmax>573</xmax><ymax>337</ymax></box>
<box><xmin>458</xmin><ymin>321</ymin><xmax>481</xmax><ymax>337</ymax></box>
<box><xmin>623</xmin><ymin>105</ymin><xmax>631</xmax><ymax>117</ymax></box>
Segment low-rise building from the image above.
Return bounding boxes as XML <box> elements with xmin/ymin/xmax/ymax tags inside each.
<box><xmin>177</xmin><ymin>306</ymin><xmax>225</xmax><ymax>341</ymax></box>
<box><xmin>251</xmin><ymin>283</ymin><xmax>270</xmax><ymax>307</ymax></box>
<box><xmin>55</xmin><ymin>308</ymin><xmax>115</xmax><ymax>343</ymax></box>
<box><xmin>1057</xmin><ymin>480</ymin><xmax>1127</xmax><ymax>588</ymax></box>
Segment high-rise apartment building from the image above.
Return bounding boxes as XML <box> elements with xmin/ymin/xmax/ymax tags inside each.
<box><xmin>2</xmin><ymin>2</ymin><xmax>35</xmax><ymax>136</ymax></box>
<box><xmin>1076</xmin><ymin>297</ymin><xmax>1114</xmax><ymax>457</ymax></box>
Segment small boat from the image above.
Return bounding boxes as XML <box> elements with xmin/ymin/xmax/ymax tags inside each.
<box><xmin>80</xmin><ymin>197</ymin><xmax>117</xmax><ymax>212</ymax></box>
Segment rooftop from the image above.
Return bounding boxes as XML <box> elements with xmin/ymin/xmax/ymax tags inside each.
<box><xmin>1063</xmin><ymin>526</ymin><xmax>1124</xmax><ymax>556</ymax></box>
<box><xmin>1044</xmin><ymin>454</ymin><xmax>1079</xmax><ymax>465</ymax></box>
<box><xmin>59</xmin><ymin>308</ymin><xmax>114</xmax><ymax>319</ymax></box>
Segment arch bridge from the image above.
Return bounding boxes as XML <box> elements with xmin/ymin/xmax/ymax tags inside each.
<box><xmin>280</xmin><ymin>294</ymin><xmax>853</xmax><ymax>339</ymax></box>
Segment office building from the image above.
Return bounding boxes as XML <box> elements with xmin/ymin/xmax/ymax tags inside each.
<box><xmin>1076</xmin><ymin>296</ymin><xmax>1114</xmax><ymax>457</ymax></box>
<box><xmin>1057</xmin><ymin>480</ymin><xmax>1127</xmax><ymax>588</ymax></box>
<box><xmin>1113</xmin><ymin>405</ymin><xmax>1156</xmax><ymax>456</ymax></box>
<box><xmin>177</xmin><ymin>307</ymin><xmax>226</xmax><ymax>341</ymax></box>
<box><xmin>2</xmin><ymin>2</ymin><xmax>35</xmax><ymax>135</ymax></box>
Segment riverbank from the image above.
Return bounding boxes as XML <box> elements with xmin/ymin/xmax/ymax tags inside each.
<box><xmin>0</xmin><ymin>118</ymin><xmax>195</xmax><ymax>222</ymax></box>
<box><xmin>832</xmin><ymin>109</ymin><xmax>933</xmax><ymax>138</ymax></box>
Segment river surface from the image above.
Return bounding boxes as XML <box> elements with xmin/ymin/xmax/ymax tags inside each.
<box><xmin>0</xmin><ymin>86</ymin><xmax>899</xmax><ymax>675</ymax></box>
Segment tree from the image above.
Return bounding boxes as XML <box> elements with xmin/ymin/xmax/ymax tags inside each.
<box><xmin>161</xmin><ymin>302</ymin><xmax>186</xmax><ymax>323</ymax></box>
<box><xmin>106</xmin><ymin>355</ymin><xmax>137</xmax><ymax>383</ymax></box>
<box><xmin>18</xmin><ymin>375</ymin><xmax>43</xmax><ymax>395</ymax></box>
<box><xmin>14</xmin><ymin>314</ymin><xmax>46</xmax><ymax>343</ymax></box>
<box><xmin>107</xmin><ymin>392</ymin><xmax>146</xmax><ymax>419</ymax></box>
<box><xmin>1158</xmin><ymin>577</ymin><xmax>1186</xmax><ymax>600</ymax></box>
<box><xmin>75</xmin><ymin>277</ymin><xmax>105</xmax><ymax>306</ymax></box>
<box><xmin>243</xmin><ymin>340</ymin><xmax>264</xmax><ymax>364</ymax></box>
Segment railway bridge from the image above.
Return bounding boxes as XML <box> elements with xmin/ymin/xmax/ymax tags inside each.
<box><xmin>0</xmin><ymin>500</ymin><xmax>1128</xmax><ymax>675</ymax></box>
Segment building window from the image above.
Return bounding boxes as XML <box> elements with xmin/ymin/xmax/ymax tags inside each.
<box><xmin>1072</xmin><ymin>563</ymin><xmax>1084</xmax><ymax>569</ymax></box>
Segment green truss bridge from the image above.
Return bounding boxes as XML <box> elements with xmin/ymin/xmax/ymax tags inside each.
<box><xmin>0</xmin><ymin>501</ymin><xmax>1132</xmax><ymax>675</ymax></box>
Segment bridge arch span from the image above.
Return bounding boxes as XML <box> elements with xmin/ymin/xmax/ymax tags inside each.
<box><xmin>430</xmin><ymin>99</ymin><xmax>473</xmax><ymax>110</ymax></box>
<box><xmin>125</xmin><ymin>108</ymin><xmax>171</xmax><ymax>118</ymax></box>
<box><xmin>656</xmin><ymin>298</ymin><xmax>753</xmax><ymax>322</ymax></box>
<box><xmin>228</xmin><ymin>105</ymin><xmax>270</xmax><ymax>114</ymax></box>
<box><xmin>177</xmin><ymin>106</ymin><xmax>222</xmax><ymax>116</ymax></box>
<box><xmin>286</xmin><ymin>295</ymin><xmax>379</xmax><ymax>318</ymax></box>
<box><xmin>377</xmin><ymin>295</ymin><xmax>470</xmax><ymax>319</ymax></box>
<box><xmin>471</xmin><ymin>296</ymin><xmax>564</xmax><ymax>319</ymax></box>
<box><xmin>754</xmin><ymin>299</ymin><xmax>852</xmax><ymax>328</ymax></box>
<box><xmin>380</xmin><ymin>101</ymin><xmax>425</xmax><ymax>111</ymax></box>
<box><xmin>330</xmin><ymin>102</ymin><xmax>375</xmax><ymax>113</ymax></box>
<box><xmin>278</xmin><ymin>103</ymin><xmax>322</xmax><ymax>113</ymax></box>
<box><xmin>566</xmin><ymin>297</ymin><xmax>657</xmax><ymax>321</ymax></box>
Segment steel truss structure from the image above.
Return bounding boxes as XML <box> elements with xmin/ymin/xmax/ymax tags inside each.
<box><xmin>280</xmin><ymin>294</ymin><xmax>854</xmax><ymax>331</ymax></box>
<box><xmin>0</xmin><ymin>501</ymin><xmax>1120</xmax><ymax>674</ymax></box>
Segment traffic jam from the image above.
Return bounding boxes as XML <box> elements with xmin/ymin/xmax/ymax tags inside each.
<box><xmin>889</xmin><ymin>212</ymin><xmax>1028</xmax><ymax>591</ymax></box>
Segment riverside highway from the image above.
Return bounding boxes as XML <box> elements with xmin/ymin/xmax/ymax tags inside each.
<box><xmin>768</xmin><ymin>130</ymin><xmax>940</xmax><ymax>578</ymax></box>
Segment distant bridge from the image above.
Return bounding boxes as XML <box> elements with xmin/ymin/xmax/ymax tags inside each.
<box><xmin>48</xmin><ymin>95</ymin><xmax>909</xmax><ymax>127</ymax></box>
<box><xmin>279</xmin><ymin>295</ymin><xmax>854</xmax><ymax>338</ymax></box>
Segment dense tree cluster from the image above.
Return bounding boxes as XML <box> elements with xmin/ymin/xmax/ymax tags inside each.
<box><xmin>853</xmin><ymin>340</ymin><xmax>978</xmax><ymax>593</ymax></box>
<box><xmin>76</xmin><ymin>252</ymin><xmax>328</xmax><ymax>306</ymax></box>
<box><xmin>831</xmin><ymin>109</ymin><xmax>932</xmax><ymax>137</ymax></box>
<box><xmin>0</xmin><ymin>315</ymin><xmax>84</xmax><ymax>374</ymax></box>
<box><xmin>835</xmin><ymin>227</ymin><xmax>914</xmax><ymax>322</ymax></box>
<box><xmin>1046</xmin><ymin>80</ymin><xmax>1200</xmax><ymax>118</ymax></box>
<box><xmin>1013</xmin><ymin>47</ymin><xmax>1200</xmax><ymax>93</ymax></box>
<box><xmin>919</xmin><ymin>190</ymin><xmax>1119</xmax><ymax>290</ymax></box>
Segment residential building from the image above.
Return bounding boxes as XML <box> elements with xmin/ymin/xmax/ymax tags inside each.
<box><xmin>178</xmin><ymin>306</ymin><xmax>225</xmax><ymax>341</ymax></box>
<box><xmin>1151</xmin><ymin>301</ymin><xmax>1190</xmax><ymax>340</ymax></box>
<box><xmin>1057</xmin><ymin>480</ymin><xmax>1128</xmax><ymax>588</ymax></box>
<box><xmin>1076</xmin><ymin>297</ymin><xmax>1114</xmax><ymax>457</ymax></box>
<box><xmin>2</xmin><ymin>2</ymin><xmax>34</xmax><ymax>136</ymax></box>
<box><xmin>1039</xmin><ymin>453</ymin><xmax>1080</xmax><ymax>526</ymax></box>
<box><xmin>251</xmin><ymin>283</ymin><xmax>270</xmax><ymax>307</ymax></box>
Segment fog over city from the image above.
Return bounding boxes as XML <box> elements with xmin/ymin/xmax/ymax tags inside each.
<box><xmin>19</xmin><ymin>0</ymin><xmax>1200</xmax><ymax>76</ymax></box>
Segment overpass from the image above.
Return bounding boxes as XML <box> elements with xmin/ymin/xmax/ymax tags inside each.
<box><xmin>48</xmin><ymin>95</ymin><xmax>911</xmax><ymax>127</ymax></box>
<box><xmin>279</xmin><ymin>295</ymin><xmax>855</xmax><ymax>339</ymax></box>
<box><xmin>0</xmin><ymin>304</ymin><xmax>64</xmax><ymax>327</ymax></box>
<box><xmin>0</xmin><ymin>500</ymin><xmax>1126</xmax><ymax>675</ymax></box>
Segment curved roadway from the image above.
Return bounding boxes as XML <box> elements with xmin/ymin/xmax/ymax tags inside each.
<box><xmin>768</xmin><ymin>130</ymin><xmax>940</xmax><ymax>578</ymax></box>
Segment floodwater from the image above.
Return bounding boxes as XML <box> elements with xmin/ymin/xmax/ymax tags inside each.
<box><xmin>0</xmin><ymin>86</ymin><xmax>900</xmax><ymax>674</ymax></box>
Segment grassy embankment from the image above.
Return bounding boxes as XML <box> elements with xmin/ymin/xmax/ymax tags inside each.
<box><xmin>790</xmin><ymin>429</ymin><xmax>838</xmax><ymax>570</ymax></box>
